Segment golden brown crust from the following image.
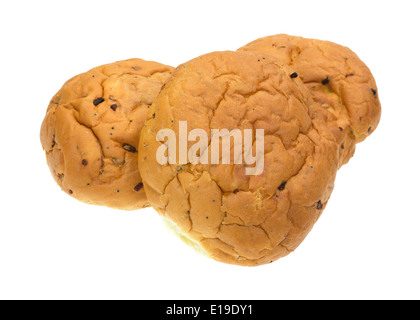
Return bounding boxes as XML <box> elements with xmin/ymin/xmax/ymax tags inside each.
<box><xmin>139</xmin><ymin>51</ymin><xmax>339</xmax><ymax>266</ymax></box>
<box><xmin>40</xmin><ymin>59</ymin><xmax>174</xmax><ymax>210</ymax></box>
<box><xmin>238</xmin><ymin>34</ymin><xmax>381</xmax><ymax>166</ymax></box>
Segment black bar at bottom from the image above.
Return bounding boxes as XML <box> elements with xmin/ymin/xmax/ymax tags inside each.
<box><xmin>152</xmin><ymin>300</ymin><xmax>278</xmax><ymax>319</ymax></box>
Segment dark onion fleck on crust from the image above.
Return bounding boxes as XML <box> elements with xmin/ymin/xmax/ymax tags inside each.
<box><xmin>290</xmin><ymin>72</ymin><xmax>298</xmax><ymax>79</ymax></box>
<box><xmin>322</xmin><ymin>77</ymin><xmax>330</xmax><ymax>85</ymax></box>
<box><xmin>122</xmin><ymin>144</ymin><xmax>137</xmax><ymax>153</ymax></box>
<box><xmin>82</xmin><ymin>159</ymin><xmax>88</xmax><ymax>166</ymax></box>
<box><xmin>278</xmin><ymin>181</ymin><xmax>287</xmax><ymax>191</ymax></box>
<box><xmin>134</xmin><ymin>182</ymin><xmax>143</xmax><ymax>192</ymax></box>
<box><xmin>110</xmin><ymin>104</ymin><xmax>118</xmax><ymax>111</ymax></box>
<box><xmin>93</xmin><ymin>97</ymin><xmax>105</xmax><ymax>106</ymax></box>
<box><xmin>317</xmin><ymin>201</ymin><xmax>323</xmax><ymax>210</ymax></box>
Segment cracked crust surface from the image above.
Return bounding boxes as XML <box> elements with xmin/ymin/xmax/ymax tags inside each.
<box><xmin>239</xmin><ymin>34</ymin><xmax>381</xmax><ymax>166</ymax></box>
<box><xmin>40</xmin><ymin>59</ymin><xmax>174</xmax><ymax>210</ymax></box>
<box><xmin>139</xmin><ymin>51</ymin><xmax>340</xmax><ymax>266</ymax></box>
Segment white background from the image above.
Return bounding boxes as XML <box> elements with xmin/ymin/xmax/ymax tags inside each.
<box><xmin>0</xmin><ymin>0</ymin><xmax>419</xmax><ymax>300</ymax></box>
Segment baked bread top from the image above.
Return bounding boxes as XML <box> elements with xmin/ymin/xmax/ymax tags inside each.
<box><xmin>40</xmin><ymin>58</ymin><xmax>174</xmax><ymax>210</ymax></box>
<box><xmin>139</xmin><ymin>51</ymin><xmax>339</xmax><ymax>266</ymax></box>
<box><xmin>239</xmin><ymin>34</ymin><xmax>381</xmax><ymax>166</ymax></box>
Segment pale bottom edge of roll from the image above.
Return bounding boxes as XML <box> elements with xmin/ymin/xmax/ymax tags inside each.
<box><xmin>161</xmin><ymin>216</ymin><xmax>210</xmax><ymax>259</ymax></box>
